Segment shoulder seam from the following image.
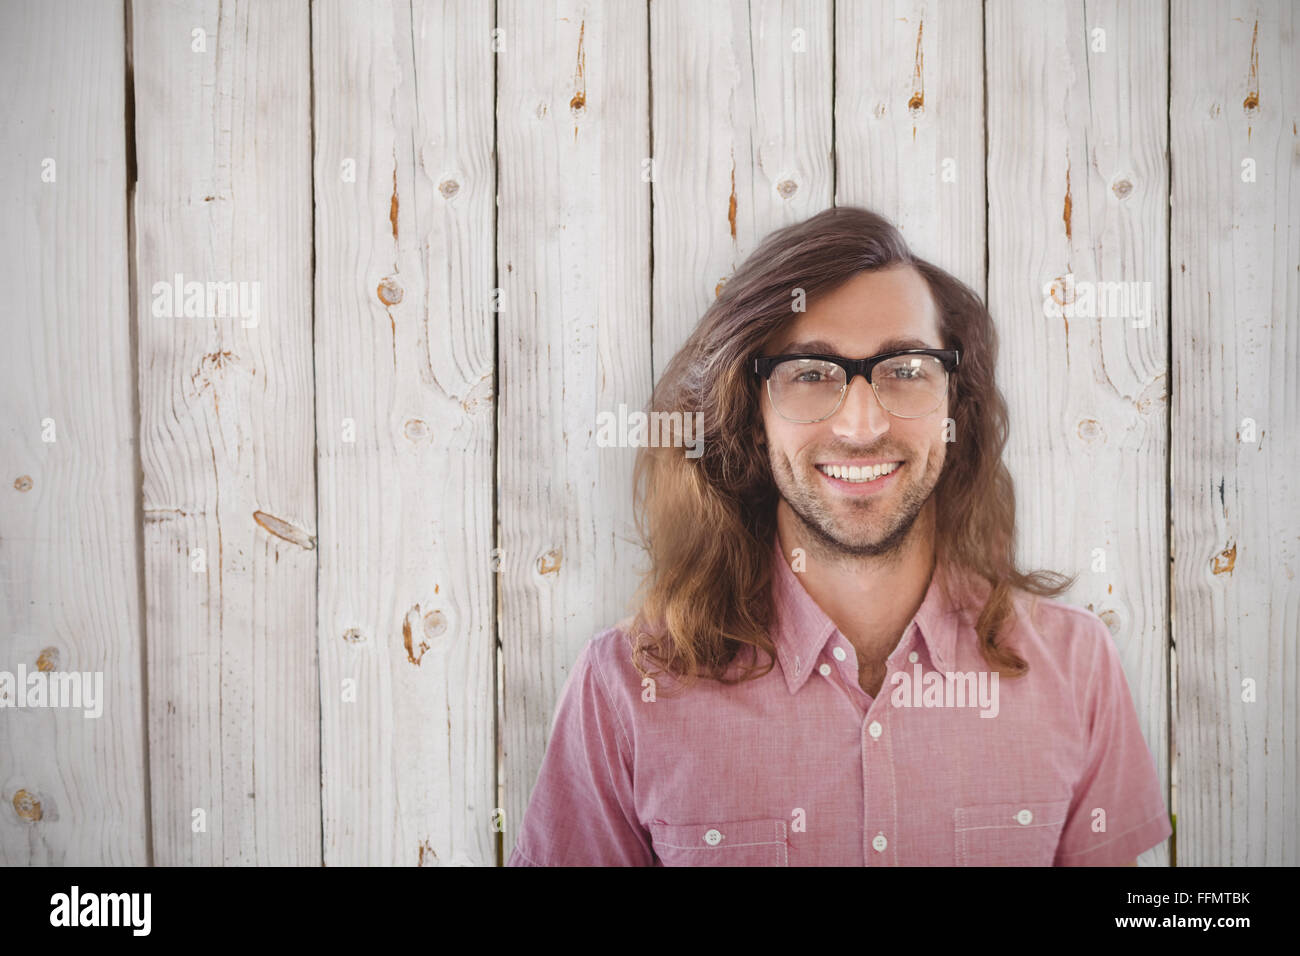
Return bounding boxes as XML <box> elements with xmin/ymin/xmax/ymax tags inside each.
<box><xmin>586</xmin><ymin>629</ymin><xmax>636</xmax><ymax>768</ymax></box>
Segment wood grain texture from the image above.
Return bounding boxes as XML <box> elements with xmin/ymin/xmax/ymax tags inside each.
<box><xmin>312</xmin><ymin>0</ymin><xmax>496</xmax><ymax>866</ymax></box>
<box><xmin>0</xmin><ymin>0</ymin><xmax>148</xmax><ymax>866</ymax></box>
<box><xmin>652</xmin><ymin>0</ymin><xmax>833</xmax><ymax>373</ymax></box>
<box><xmin>986</xmin><ymin>0</ymin><xmax>1171</xmax><ymax>865</ymax></box>
<box><xmin>496</xmin><ymin>0</ymin><xmax>652</xmax><ymax>862</ymax></box>
<box><xmin>1169</xmin><ymin>0</ymin><xmax>1299</xmax><ymax>865</ymax></box>
<box><xmin>131</xmin><ymin>0</ymin><xmax>319</xmax><ymax>864</ymax></box>
<box><xmin>2</xmin><ymin>0</ymin><xmax>1293</xmax><ymax>869</ymax></box>
<box><xmin>834</xmin><ymin>0</ymin><xmax>985</xmax><ymax>295</ymax></box>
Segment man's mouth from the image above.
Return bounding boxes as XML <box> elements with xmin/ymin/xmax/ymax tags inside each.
<box><xmin>815</xmin><ymin>461</ymin><xmax>902</xmax><ymax>484</ymax></box>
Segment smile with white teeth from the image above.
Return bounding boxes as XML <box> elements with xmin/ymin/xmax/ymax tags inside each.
<box><xmin>816</xmin><ymin>462</ymin><xmax>901</xmax><ymax>483</ymax></box>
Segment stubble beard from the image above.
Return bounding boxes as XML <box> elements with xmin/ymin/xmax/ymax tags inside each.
<box><xmin>770</xmin><ymin>445</ymin><xmax>940</xmax><ymax>564</ymax></box>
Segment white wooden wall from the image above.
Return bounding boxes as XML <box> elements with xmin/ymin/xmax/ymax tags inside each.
<box><xmin>1</xmin><ymin>0</ymin><xmax>1295</xmax><ymax>867</ymax></box>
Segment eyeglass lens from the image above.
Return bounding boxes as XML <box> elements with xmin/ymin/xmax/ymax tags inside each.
<box><xmin>768</xmin><ymin>355</ymin><xmax>947</xmax><ymax>420</ymax></box>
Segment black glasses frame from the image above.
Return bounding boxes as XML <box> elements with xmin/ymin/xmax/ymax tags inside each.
<box><xmin>752</xmin><ymin>348</ymin><xmax>961</xmax><ymax>422</ymax></box>
<box><xmin>753</xmin><ymin>348</ymin><xmax>960</xmax><ymax>381</ymax></box>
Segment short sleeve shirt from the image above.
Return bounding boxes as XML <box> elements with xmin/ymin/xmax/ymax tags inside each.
<box><xmin>508</xmin><ymin>538</ymin><xmax>1171</xmax><ymax>866</ymax></box>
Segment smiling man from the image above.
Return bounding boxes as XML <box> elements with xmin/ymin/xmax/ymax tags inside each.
<box><xmin>507</xmin><ymin>206</ymin><xmax>1171</xmax><ymax>867</ymax></box>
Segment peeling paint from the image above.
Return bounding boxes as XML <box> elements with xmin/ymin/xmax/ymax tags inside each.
<box><xmin>571</xmin><ymin>19</ymin><xmax>587</xmax><ymax>142</ymax></box>
<box><xmin>252</xmin><ymin>510</ymin><xmax>316</xmax><ymax>550</ymax></box>
<box><xmin>191</xmin><ymin>350</ymin><xmax>239</xmax><ymax>393</ymax></box>
<box><xmin>377</xmin><ymin>276</ymin><xmax>404</xmax><ymax>306</ymax></box>
<box><xmin>1243</xmin><ymin>19</ymin><xmax>1259</xmax><ymax>112</ymax></box>
<box><xmin>1063</xmin><ymin>160</ymin><xmax>1073</xmax><ymax>242</ymax></box>
<box><xmin>908</xmin><ymin>19</ymin><xmax>924</xmax><ymax>140</ymax></box>
<box><xmin>390</xmin><ymin>166</ymin><xmax>399</xmax><ymax>240</ymax></box>
<box><xmin>1212</xmin><ymin>541</ymin><xmax>1237</xmax><ymax>575</ymax></box>
<box><xmin>403</xmin><ymin>605</ymin><xmax>430</xmax><ymax>665</ymax></box>
<box><xmin>13</xmin><ymin>789</ymin><xmax>41</xmax><ymax>822</ymax></box>
<box><xmin>538</xmin><ymin>548</ymin><xmax>563</xmax><ymax>575</ymax></box>
<box><xmin>727</xmin><ymin>151</ymin><xmax>737</xmax><ymax>239</ymax></box>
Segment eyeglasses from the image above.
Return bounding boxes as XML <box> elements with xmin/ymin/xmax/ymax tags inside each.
<box><xmin>753</xmin><ymin>348</ymin><xmax>960</xmax><ymax>423</ymax></box>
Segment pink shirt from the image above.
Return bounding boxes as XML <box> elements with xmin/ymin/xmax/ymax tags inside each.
<box><xmin>508</xmin><ymin>538</ymin><xmax>1171</xmax><ymax>866</ymax></box>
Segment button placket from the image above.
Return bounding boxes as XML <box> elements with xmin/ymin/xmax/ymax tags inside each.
<box><xmin>862</xmin><ymin>698</ymin><xmax>899</xmax><ymax>865</ymax></box>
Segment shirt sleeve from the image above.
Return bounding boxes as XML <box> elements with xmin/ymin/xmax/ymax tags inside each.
<box><xmin>1055</xmin><ymin>618</ymin><xmax>1172</xmax><ymax>865</ymax></box>
<box><xmin>506</xmin><ymin>637</ymin><xmax>655</xmax><ymax>866</ymax></box>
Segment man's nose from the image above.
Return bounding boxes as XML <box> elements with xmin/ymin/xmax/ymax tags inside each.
<box><xmin>831</xmin><ymin>374</ymin><xmax>891</xmax><ymax>440</ymax></box>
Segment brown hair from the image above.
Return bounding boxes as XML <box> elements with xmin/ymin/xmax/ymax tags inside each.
<box><xmin>626</xmin><ymin>206</ymin><xmax>1077</xmax><ymax>691</ymax></box>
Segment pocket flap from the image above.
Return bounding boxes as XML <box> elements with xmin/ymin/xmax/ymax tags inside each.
<box><xmin>648</xmin><ymin>817</ymin><xmax>787</xmax><ymax>851</ymax></box>
<box><xmin>954</xmin><ymin>800</ymin><xmax>1071</xmax><ymax>831</ymax></box>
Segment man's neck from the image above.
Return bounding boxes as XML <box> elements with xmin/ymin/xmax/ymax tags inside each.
<box><xmin>775</xmin><ymin>501</ymin><xmax>937</xmax><ymax>674</ymax></box>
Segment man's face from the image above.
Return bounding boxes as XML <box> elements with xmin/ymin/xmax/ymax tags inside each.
<box><xmin>760</xmin><ymin>265</ymin><xmax>949</xmax><ymax>558</ymax></box>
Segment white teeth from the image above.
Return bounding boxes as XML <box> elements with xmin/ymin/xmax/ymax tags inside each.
<box><xmin>818</xmin><ymin>462</ymin><xmax>900</xmax><ymax>483</ymax></box>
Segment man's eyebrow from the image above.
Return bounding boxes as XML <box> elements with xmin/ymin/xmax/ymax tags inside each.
<box><xmin>774</xmin><ymin>336</ymin><xmax>939</xmax><ymax>355</ymax></box>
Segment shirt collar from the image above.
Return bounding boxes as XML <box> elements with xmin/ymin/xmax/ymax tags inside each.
<box><xmin>770</xmin><ymin>534</ymin><xmax>962</xmax><ymax>695</ymax></box>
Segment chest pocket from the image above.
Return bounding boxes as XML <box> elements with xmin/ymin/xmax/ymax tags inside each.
<box><xmin>954</xmin><ymin>800</ymin><xmax>1071</xmax><ymax>866</ymax></box>
<box><xmin>648</xmin><ymin>818</ymin><xmax>789</xmax><ymax>866</ymax></box>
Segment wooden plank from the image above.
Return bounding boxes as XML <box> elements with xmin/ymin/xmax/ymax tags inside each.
<box><xmin>0</xmin><ymin>0</ymin><xmax>148</xmax><ymax>866</ymax></box>
<box><xmin>1170</xmin><ymin>0</ymin><xmax>1299</xmax><ymax>865</ymax></box>
<box><xmin>986</xmin><ymin>0</ymin><xmax>1171</xmax><ymax>864</ymax></box>
<box><xmin>497</xmin><ymin>0</ymin><xmax>651</xmax><ymax>863</ymax></box>
<box><xmin>312</xmin><ymin>0</ymin><xmax>496</xmax><ymax>866</ymax></box>
<box><xmin>131</xmin><ymin>0</ymin><xmax>319</xmax><ymax>864</ymax></box>
<box><xmin>652</xmin><ymin>0</ymin><xmax>833</xmax><ymax>372</ymax></box>
<box><xmin>835</xmin><ymin>0</ymin><xmax>985</xmax><ymax>294</ymax></box>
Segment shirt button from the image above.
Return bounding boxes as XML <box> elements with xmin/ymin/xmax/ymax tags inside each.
<box><xmin>1016</xmin><ymin>809</ymin><xmax>1033</xmax><ymax>825</ymax></box>
<box><xmin>818</xmin><ymin>663</ymin><xmax>832</xmax><ymax>677</ymax></box>
<box><xmin>908</xmin><ymin>651</ymin><xmax>919</xmax><ymax>663</ymax></box>
<box><xmin>704</xmin><ymin>828</ymin><xmax>723</xmax><ymax>846</ymax></box>
<box><xmin>868</xmin><ymin>721</ymin><xmax>882</xmax><ymax>739</ymax></box>
<box><xmin>872</xmin><ymin>833</ymin><xmax>888</xmax><ymax>852</ymax></box>
<box><xmin>832</xmin><ymin>646</ymin><xmax>847</xmax><ymax>661</ymax></box>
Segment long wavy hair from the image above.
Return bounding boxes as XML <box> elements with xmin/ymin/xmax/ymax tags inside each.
<box><xmin>627</xmin><ymin>205</ymin><xmax>1076</xmax><ymax>691</ymax></box>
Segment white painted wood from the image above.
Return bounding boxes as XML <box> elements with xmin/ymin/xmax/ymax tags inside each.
<box><xmin>1169</xmin><ymin>0</ymin><xmax>1299</xmax><ymax>866</ymax></box>
<box><xmin>496</xmin><ymin>0</ymin><xmax>652</xmax><ymax>863</ymax></box>
<box><xmin>0</xmin><ymin>0</ymin><xmax>148</xmax><ymax>866</ymax></box>
<box><xmin>131</xmin><ymin>0</ymin><xmax>319</xmax><ymax>864</ymax></box>
<box><xmin>652</xmin><ymin>0</ymin><xmax>834</xmax><ymax>373</ymax></box>
<box><xmin>312</xmin><ymin>0</ymin><xmax>497</xmax><ymax>866</ymax></box>
<box><xmin>0</xmin><ymin>0</ymin><xmax>1290</xmax><ymax>869</ymax></box>
<box><xmin>986</xmin><ymin>0</ymin><xmax>1171</xmax><ymax>865</ymax></box>
<box><xmin>835</xmin><ymin>0</ymin><xmax>985</xmax><ymax>295</ymax></box>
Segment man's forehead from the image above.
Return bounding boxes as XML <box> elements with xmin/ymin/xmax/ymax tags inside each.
<box><xmin>769</xmin><ymin>267</ymin><xmax>941</xmax><ymax>353</ymax></box>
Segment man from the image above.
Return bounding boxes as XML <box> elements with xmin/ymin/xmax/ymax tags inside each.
<box><xmin>507</xmin><ymin>206</ymin><xmax>1171</xmax><ymax>866</ymax></box>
